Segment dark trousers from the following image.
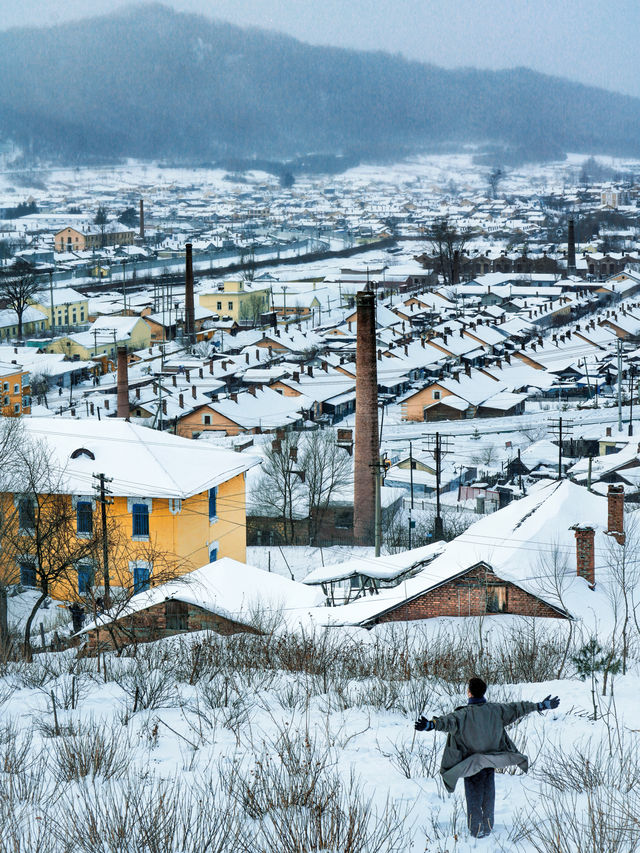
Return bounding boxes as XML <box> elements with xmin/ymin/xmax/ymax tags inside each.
<box><xmin>464</xmin><ymin>767</ymin><xmax>495</xmax><ymax>837</ymax></box>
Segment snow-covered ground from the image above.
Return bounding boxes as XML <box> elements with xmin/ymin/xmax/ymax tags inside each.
<box><xmin>1</xmin><ymin>617</ymin><xmax>637</xmax><ymax>852</ymax></box>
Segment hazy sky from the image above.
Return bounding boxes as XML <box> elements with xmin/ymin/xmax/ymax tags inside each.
<box><xmin>4</xmin><ymin>0</ymin><xmax>639</xmax><ymax>98</ymax></box>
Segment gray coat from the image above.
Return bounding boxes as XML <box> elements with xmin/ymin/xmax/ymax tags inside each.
<box><xmin>433</xmin><ymin>700</ymin><xmax>537</xmax><ymax>792</ymax></box>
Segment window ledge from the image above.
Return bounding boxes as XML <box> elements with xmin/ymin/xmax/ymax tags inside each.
<box><xmin>132</xmin><ymin>535</ymin><xmax>150</xmax><ymax>542</ymax></box>
<box><xmin>76</xmin><ymin>532</ymin><xmax>92</xmax><ymax>539</ymax></box>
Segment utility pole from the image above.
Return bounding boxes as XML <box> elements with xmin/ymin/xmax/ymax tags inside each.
<box><xmin>93</xmin><ymin>473</ymin><xmax>113</xmax><ymax>608</ymax></box>
<box><xmin>424</xmin><ymin>432</ymin><xmax>451</xmax><ymax>541</ymax></box>
<box><xmin>409</xmin><ymin>440</ymin><xmax>414</xmax><ymax>550</ymax></box>
<box><xmin>48</xmin><ymin>271</ymin><xmax>55</xmax><ymax>337</ymax></box>
<box><xmin>618</xmin><ymin>338</ymin><xmax>623</xmax><ymax>433</ymax></box>
<box><xmin>121</xmin><ymin>260</ymin><xmax>127</xmax><ymax>314</ymax></box>
<box><xmin>550</xmin><ymin>416</ymin><xmax>573</xmax><ymax>481</ymax></box>
<box><xmin>374</xmin><ymin>456</ymin><xmax>382</xmax><ymax>557</ymax></box>
<box><xmin>629</xmin><ymin>364</ymin><xmax>635</xmax><ymax>437</ymax></box>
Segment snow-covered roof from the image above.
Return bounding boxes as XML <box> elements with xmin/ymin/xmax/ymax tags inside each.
<box><xmin>22</xmin><ymin>418</ymin><xmax>260</xmax><ymax>498</ymax></box>
<box><xmin>79</xmin><ymin>558</ymin><xmax>324</xmax><ymax>634</ymax></box>
<box><xmin>303</xmin><ymin>542</ymin><xmax>445</xmax><ymax>585</ymax></box>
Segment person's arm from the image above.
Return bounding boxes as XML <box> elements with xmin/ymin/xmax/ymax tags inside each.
<box><xmin>415</xmin><ymin>709</ymin><xmax>461</xmax><ymax>734</ymax></box>
<box><xmin>498</xmin><ymin>700</ymin><xmax>539</xmax><ymax>726</ymax></box>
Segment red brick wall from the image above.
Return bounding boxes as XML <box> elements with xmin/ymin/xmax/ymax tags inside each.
<box><xmin>86</xmin><ymin>601</ymin><xmax>258</xmax><ymax>652</ymax></box>
<box><xmin>375</xmin><ymin>564</ymin><xmax>563</xmax><ymax>624</ymax></box>
<box><xmin>607</xmin><ymin>484</ymin><xmax>625</xmax><ymax>545</ymax></box>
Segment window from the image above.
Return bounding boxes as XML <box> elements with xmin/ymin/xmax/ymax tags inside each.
<box><xmin>13</xmin><ymin>404</ymin><xmax>20</xmax><ymax>414</ymax></box>
<box><xmin>132</xmin><ymin>503</ymin><xmax>149</xmax><ymax>538</ymax></box>
<box><xmin>203</xmin><ymin>414</ymin><xmax>211</xmax><ymax>425</ymax></box>
<box><xmin>165</xmin><ymin>600</ymin><xmax>188</xmax><ymax>631</ymax></box>
<box><xmin>209</xmin><ymin>543</ymin><xmax>218</xmax><ymax>562</ymax></box>
<box><xmin>216</xmin><ymin>301</ymin><xmax>222</xmax><ymax>310</ymax></box>
<box><xmin>208</xmin><ymin>487</ymin><xmax>218</xmax><ymax>521</ymax></box>
<box><xmin>18</xmin><ymin>497</ymin><xmax>36</xmax><ymax>532</ymax></box>
<box><xmin>335</xmin><ymin>509</ymin><xmax>353</xmax><ymax>529</ymax></box>
<box><xmin>19</xmin><ymin>559</ymin><xmax>37</xmax><ymax>588</ymax></box>
<box><xmin>77</xmin><ymin>563</ymin><xmax>94</xmax><ymax>595</ymax></box>
<box><xmin>2</xmin><ymin>382</ymin><xmax>8</xmax><ymax>392</ymax></box>
<box><xmin>228</xmin><ymin>301</ymin><xmax>233</xmax><ymax>310</ymax></box>
<box><xmin>433</xmin><ymin>390</ymin><xmax>441</xmax><ymax>400</ymax></box>
<box><xmin>76</xmin><ymin>501</ymin><xmax>93</xmax><ymax>536</ymax></box>
<box><xmin>486</xmin><ymin>585</ymin><xmax>507</xmax><ymax>613</ymax></box>
<box><xmin>131</xmin><ymin>561</ymin><xmax>151</xmax><ymax>593</ymax></box>
<box><xmin>13</xmin><ymin>384</ymin><xmax>19</xmax><ymax>394</ymax></box>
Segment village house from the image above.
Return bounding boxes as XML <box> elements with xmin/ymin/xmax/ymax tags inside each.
<box><xmin>7</xmin><ymin>419</ymin><xmax>260</xmax><ymax>602</ymax></box>
<box><xmin>315</xmin><ymin>480</ymin><xmax>625</xmax><ymax>628</ymax></box>
<box><xmin>54</xmin><ymin>223</ymin><xmax>135</xmax><ymax>252</ymax></box>
<box><xmin>0</xmin><ymin>361</ymin><xmax>31</xmax><ymax>416</ymax></box>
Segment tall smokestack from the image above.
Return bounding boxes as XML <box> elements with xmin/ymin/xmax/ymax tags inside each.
<box><xmin>185</xmin><ymin>242</ymin><xmax>195</xmax><ymax>343</ymax></box>
<box><xmin>568</xmin><ymin>218</ymin><xmax>576</xmax><ymax>276</ymax></box>
<box><xmin>139</xmin><ymin>199</ymin><xmax>145</xmax><ymax>240</ymax></box>
<box><xmin>353</xmin><ymin>290</ymin><xmax>379</xmax><ymax>546</ymax></box>
<box><xmin>116</xmin><ymin>347</ymin><xmax>129</xmax><ymax>419</ymax></box>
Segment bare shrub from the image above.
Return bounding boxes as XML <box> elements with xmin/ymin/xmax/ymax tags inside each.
<box><xmin>514</xmin><ymin>786</ymin><xmax>640</xmax><ymax>853</ymax></box>
<box><xmin>377</xmin><ymin>733</ymin><xmax>440</xmax><ymax>779</ymax></box>
<box><xmin>532</xmin><ymin>732</ymin><xmax>640</xmax><ymax>794</ymax></box>
<box><xmin>55</xmin><ymin>774</ymin><xmax>242</xmax><ymax>853</ymax></box>
<box><xmin>50</xmin><ymin>720</ymin><xmax>131</xmax><ymax>782</ymax></box>
<box><xmin>116</xmin><ymin>660</ymin><xmax>177</xmax><ymax>713</ymax></box>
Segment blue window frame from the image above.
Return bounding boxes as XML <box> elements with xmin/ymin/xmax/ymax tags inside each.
<box><xmin>209</xmin><ymin>546</ymin><xmax>218</xmax><ymax>562</ymax></box>
<box><xmin>77</xmin><ymin>564</ymin><xmax>93</xmax><ymax>595</ymax></box>
<box><xmin>208</xmin><ymin>487</ymin><xmax>218</xmax><ymax>521</ymax></box>
<box><xmin>132</xmin><ymin>503</ymin><xmax>149</xmax><ymax>538</ymax></box>
<box><xmin>133</xmin><ymin>564</ymin><xmax>150</xmax><ymax>594</ymax></box>
<box><xmin>19</xmin><ymin>560</ymin><xmax>37</xmax><ymax>588</ymax></box>
<box><xmin>76</xmin><ymin>501</ymin><xmax>93</xmax><ymax>535</ymax></box>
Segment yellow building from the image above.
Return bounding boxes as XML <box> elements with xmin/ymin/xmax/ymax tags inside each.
<box><xmin>55</xmin><ymin>224</ymin><xmax>135</xmax><ymax>252</ymax></box>
<box><xmin>0</xmin><ymin>362</ymin><xmax>30</xmax><ymax>416</ymax></box>
<box><xmin>30</xmin><ymin>288</ymin><xmax>89</xmax><ymax>332</ymax></box>
<box><xmin>45</xmin><ymin>316</ymin><xmax>152</xmax><ymax>360</ymax></box>
<box><xmin>199</xmin><ymin>280</ymin><xmax>270</xmax><ymax>323</ymax></box>
<box><xmin>9</xmin><ymin>419</ymin><xmax>259</xmax><ymax>602</ymax></box>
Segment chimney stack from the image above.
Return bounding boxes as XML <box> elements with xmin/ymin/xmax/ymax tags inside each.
<box><xmin>116</xmin><ymin>347</ymin><xmax>129</xmax><ymax>419</ymax></box>
<box><xmin>607</xmin><ymin>484</ymin><xmax>625</xmax><ymax>545</ymax></box>
<box><xmin>574</xmin><ymin>526</ymin><xmax>595</xmax><ymax>588</ymax></box>
<box><xmin>354</xmin><ymin>290</ymin><xmax>379</xmax><ymax>546</ymax></box>
<box><xmin>185</xmin><ymin>243</ymin><xmax>195</xmax><ymax>343</ymax></box>
<box><xmin>568</xmin><ymin>218</ymin><xmax>576</xmax><ymax>276</ymax></box>
<box><xmin>139</xmin><ymin>199</ymin><xmax>145</xmax><ymax>241</ymax></box>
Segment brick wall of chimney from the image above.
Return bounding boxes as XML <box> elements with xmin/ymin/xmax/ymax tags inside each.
<box><xmin>607</xmin><ymin>484</ymin><xmax>626</xmax><ymax>545</ymax></box>
<box><xmin>574</xmin><ymin>526</ymin><xmax>595</xmax><ymax>588</ymax></box>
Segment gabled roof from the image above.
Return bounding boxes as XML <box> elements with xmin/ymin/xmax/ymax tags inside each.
<box><xmin>22</xmin><ymin>418</ymin><xmax>260</xmax><ymax>498</ymax></box>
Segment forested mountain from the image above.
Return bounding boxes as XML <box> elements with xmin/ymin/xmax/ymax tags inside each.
<box><xmin>1</xmin><ymin>3</ymin><xmax>640</xmax><ymax>165</ymax></box>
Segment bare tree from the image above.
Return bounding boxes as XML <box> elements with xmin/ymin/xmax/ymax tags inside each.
<box><xmin>301</xmin><ymin>431</ymin><xmax>352</xmax><ymax>545</ymax></box>
<box><xmin>428</xmin><ymin>218</ymin><xmax>471</xmax><ymax>286</ymax></box>
<box><xmin>239</xmin><ymin>291</ymin><xmax>268</xmax><ymax>327</ymax></box>
<box><xmin>0</xmin><ymin>431</ymin><xmax>101</xmax><ymax>658</ymax></box>
<box><xmin>0</xmin><ymin>417</ymin><xmax>25</xmax><ymax>648</ymax></box>
<box><xmin>0</xmin><ymin>266</ymin><xmax>42</xmax><ymax>340</ymax></box>
<box><xmin>253</xmin><ymin>432</ymin><xmax>306</xmax><ymax>544</ymax></box>
<box><xmin>487</xmin><ymin>167</ymin><xmax>504</xmax><ymax>199</ymax></box>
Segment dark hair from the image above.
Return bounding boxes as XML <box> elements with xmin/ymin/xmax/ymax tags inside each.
<box><xmin>468</xmin><ymin>677</ymin><xmax>487</xmax><ymax>698</ymax></box>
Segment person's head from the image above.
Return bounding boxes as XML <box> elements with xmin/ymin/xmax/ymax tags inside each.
<box><xmin>467</xmin><ymin>677</ymin><xmax>487</xmax><ymax>699</ymax></box>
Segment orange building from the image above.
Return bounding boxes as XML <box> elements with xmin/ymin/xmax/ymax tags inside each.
<box><xmin>0</xmin><ymin>362</ymin><xmax>31</xmax><ymax>416</ymax></box>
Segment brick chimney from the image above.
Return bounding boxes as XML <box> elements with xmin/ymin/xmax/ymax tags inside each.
<box><xmin>574</xmin><ymin>526</ymin><xmax>595</xmax><ymax>588</ymax></box>
<box><xmin>607</xmin><ymin>484</ymin><xmax>625</xmax><ymax>545</ymax></box>
<box><xmin>192</xmin><ymin>385</ymin><xmax>197</xmax><ymax>399</ymax></box>
<box><xmin>185</xmin><ymin>243</ymin><xmax>195</xmax><ymax>343</ymax></box>
<box><xmin>116</xmin><ymin>347</ymin><xmax>129</xmax><ymax>419</ymax></box>
<box><xmin>139</xmin><ymin>199</ymin><xmax>145</xmax><ymax>241</ymax></box>
<box><xmin>354</xmin><ymin>290</ymin><xmax>379</xmax><ymax>546</ymax></box>
<box><xmin>178</xmin><ymin>393</ymin><xmax>184</xmax><ymax>408</ymax></box>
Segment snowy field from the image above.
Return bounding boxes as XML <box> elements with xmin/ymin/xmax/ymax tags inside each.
<box><xmin>1</xmin><ymin>615</ymin><xmax>639</xmax><ymax>852</ymax></box>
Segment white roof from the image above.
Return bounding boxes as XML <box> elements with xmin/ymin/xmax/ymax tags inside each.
<box><xmin>22</xmin><ymin>418</ymin><xmax>260</xmax><ymax>498</ymax></box>
<box><xmin>303</xmin><ymin>542</ymin><xmax>445</xmax><ymax>584</ymax></box>
<box><xmin>79</xmin><ymin>558</ymin><xmax>323</xmax><ymax>633</ymax></box>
